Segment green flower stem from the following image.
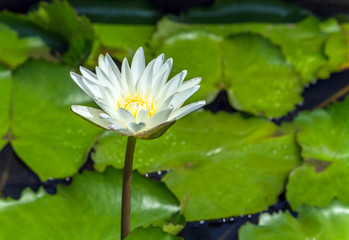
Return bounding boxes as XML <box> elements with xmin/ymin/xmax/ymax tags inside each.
<box><xmin>121</xmin><ymin>136</ymin><xmax>137</xmax><ymax>239</ymax></box>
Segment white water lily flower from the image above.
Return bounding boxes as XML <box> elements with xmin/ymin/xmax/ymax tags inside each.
<box><xmin>70</xmin><ymin>47</ymin><xmax>205</xmax><ymax>140</ymax></box>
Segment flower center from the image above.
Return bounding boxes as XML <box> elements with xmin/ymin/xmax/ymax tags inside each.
<box><xmin>117</xmin><ymin>93</ymin><xmax>157</xmax><ymax>118</ymax></box>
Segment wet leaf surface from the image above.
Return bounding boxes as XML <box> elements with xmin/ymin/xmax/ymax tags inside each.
<box><xmin>93</xmin><ymin>111</ymin><xmax>300</xmax><ymax>220</ymax></box>
<box><xmin>0</xmin><ymin>60</ymin><xmax>101</xmax><ymax>180</ymax></box>
<box><xmin>285</xmin><ymin>97</ymin><xmax>349</xmax><ymax>208</ymax></box>
<box><xmin>239</xmin><ymin>200</ymin><xmax>349</xmax><ymax>240</ymax></box>
<box><xmin>0</xmin><ymin>168</ymin><xmax>180</xmax><ymax>239</ymax></box>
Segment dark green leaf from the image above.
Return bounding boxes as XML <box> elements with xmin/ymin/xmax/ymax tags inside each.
<box><xmin>0</xmin><ymin>168</ymin><xmax>180</xmax><ymax>239</ymax></box>
<box><xmin>285</xmin><ymin>97</ymin><xmax>349</xmax><ymax>209</ymax></box>
<box><xmin>93</xmin><ymin>111</ymin><xmax>300</xmax><ymax>220</ymax></box>
<box><xmin>0</xmin><ymin>65</ymin><xmax>11</xmax><ymax>149</ymax></box>
<box><xmin>224</xmin><ymin>33</ymin><xmax>302</xmax><ymax>117</ymax></box>
<box><xmin>239</xmin><ymin>200</ymin><xmax>349</xmax><ymax>240</ymax></box>
<box><xmin>171</xmin><ymin>0</ymin><xmax>311</xmax><ymax>23</ymax></box>
<box><xmin>126</xmin><ymin>226</ymin><xmax>182</xmax><ymax>240</ymax></box>
<box><xmin>0</xmin><ymin>23</ymin><xmax>50</xmax><ymax>69</ymax></box>
<box><xmin>69</xmin><ymin>0</ymin><xmax>160</xmax><ymax>24</ymax></box>
<box><xmin>4</xmin><ymin>60</ymin><xmax>101</xmax><ymax>180</ymax></box>
<box><xmin>28</xmin><ymin>0</ymin><xmax>94</xmax><ymax>66</ymax></box>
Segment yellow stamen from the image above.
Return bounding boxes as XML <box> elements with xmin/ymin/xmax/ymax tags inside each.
<box><xmin>117</xmin><ymin>93</ymin><xmax>157</xmax><ymax>118</ymax></box>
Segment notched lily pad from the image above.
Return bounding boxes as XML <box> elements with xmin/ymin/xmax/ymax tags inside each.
<box><xmin>224</xmin><ymin>33</ymin><xmax>303</xmax><ymax>117</ymax></box>
<box><xmin>0</xmin><ymin>168</ymin><xmax>180</xmax><ymax>239</ymax></box>
<box><xmin>0</xmin><ymin>23</ymin><xmax>50</xmax><ymax>69</ymax></box>
<box><xmin>155</xmin><ymin>30</ymin><xmax>223</xmax><ymax>104</ymax></box>
<box><xmin>304</xmin><ymin>158</ymin><xmax>332</xmax><ymax>173</ymax></box>
<box><xmin>239</xmin><ymin>199</ymin><xmax>349</xmax><ymax>240</ymax></box>
<box><xmin>93</xmin><ymin>111</ymin><xmax>300</xmax><ymax>220</ymax></box>
<box><xmin>0</xmin><ymin>65</ymin><xmax>11</xmax><ymax>150</ymax></box>
<box><xmin>87</xmin><ymin>23</ymin><xmax>155</xmax><ymax>65</ymax></box>
<box><xmin>286</xmin><ymin>97</ymin><xmax>349</xmax><ymax>209</ymax></box>
<box><xmin>1</xmin><ymin>60</ymin><xmax>101</xmax><ymax>180</ymax></box>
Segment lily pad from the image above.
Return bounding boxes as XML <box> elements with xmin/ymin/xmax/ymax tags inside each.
<box><xmin>287</xmin><ymin>160</ymin><xmax>349</xmax><ymax>209</ymax></box>
<box><xmin>126</xmin><ymin>226</ymin><xmax>182</xmax><ymax>240</ymax></box>
<box><xmin>0</xmin><ymin>23</ymin><xmax>50</xmax><ymax>69</ymax></box>
<box><xmin>285</xmin><ymin>97</ymin><xmax>349</xmax><ymax>208</ymax></box>
<box><xmin>153</xmin><ymin>30</ymin><xmax>302</xmax><ymax>117</ymax></box>
<box><xmin>87</xmin><ymin>23</ymin><xmax>155</xmax><ymax>66</ymax></box>
<box><xmin>239</xmin><ymin>199</ymin><xmax>349</xmax><ymax>240</ymax></box>
<box><xmin>153</xmin><ymin>16</ymin><xmax>331</xmax><ymax>85</ymax></box>
<box><xmin>317</xmin><ymin>18</ymin><xmax>347</xmax><ymax>79</ymax></box>
<box><xmin>0</xmin><ymin>65</ymin><xmax>11</xmax><ymax>149</ymax></box>
<box><xmin>93</xmin><ymin>111</ymin><xmax>300</xmax><ymax>220</ymax></box>
<box><xmin>28</xmin><ymin>0</ymin><xmax>94</xmax><ymax>66</ymax></box>
<box><xmin>0</xmin><ymin>168</ymin><xmax>180</xmax><ymax>239</ymax></box>
<box><xmin>156</xmin><ymin>31</ymin><xmax>223</xmax><ymax>104</ymax></box>
<box><xmin>224</xmin><ymin>33</ymin><xmax>302</xmax><ymax>117</ymax></box>
<box><xmin>1</xmin><ymin>60</ymin><xmax>101</xmax><ymax>180</ymax></box>
<box><xmin>293</xmin><ymin>98</ymin><xmax>349</xmax><ymax>162</ymax></box>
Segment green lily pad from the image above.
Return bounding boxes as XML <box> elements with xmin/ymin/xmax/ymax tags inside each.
<box><xmin>163</xmin><ymin>133</ymin><xmax>299</xmax><ymax>220</ymax></box>
<box><xmin>28</xmin><ymin>0</ymin><xmax>94</xmax><ymax>66</ymax></box>
<box><xmin>153</xmin><ymin>16</ymin><xmax>331</xmax><ymax>85</ymax></box>
<box><xmin>156</xmin><ymin>31</ymin><xmax>223</xmax><ymax>104</ymax></box>
<box><xmin>0</xmin><ymin>168</ymin><xmax>180</xmax><ymax>239</ymax></box>
<box><xmin>239</xmin><ymin>199</ymin><xmax>349</xmax><ymax>240</ymax></box>
<box><xmin>224</xmin><ymin>33</ymin><xmax>302</xmax><ymax>117</ymax></box>
<box><xmin>285</xmin><ymin>97</ymin><xmax>349</xmax><ymax>209</ymax></box>
<box><xmin>287</xmin><ymin>160</ymin><xmax>349</xmax><ymax>209</ymax></box>
<box><xmin>1</xmin><ymin>60</ymin><xmax>101</xmax><ymax>180</ymax></box>
<box><xmin>93</xmin><ymin>111</ymin><xmax>300</xmax><ymax>220</ymax></box>
<box><xmin>0</xmin><ymin>65</ymin><xmax>11</xmax><ymax>149</ymax></box>
<box><xmin>126</xmin><ymin>226</ymin><xmax>182</xmax><ymax>240</ymax></box>
<box><xmin>294</xmin><ymin>98</ymin><xmax>349</xmax><ymax>162</ymax></box>
<box><xmin>153</xmin><ymin>30</ymin><xmax>302</xmax><ymax>117</ymax></box>
<box><xmin>0</xmin><ymin>23</ymin><xmax>50</xmax><ymax>69</ymax></box>
<box><xmin>86</xmin><ymin>23</ymin><xmax>155</xmax><ymax>66</ymax></box>
<box><xmin>317</xmin><ymin>18</ymin><xmax>347</xmax><ymax>79</ymax></box>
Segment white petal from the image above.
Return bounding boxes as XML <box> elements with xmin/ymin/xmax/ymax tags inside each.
<box><xmin>147</xmin><ymin>107</ymin><xmax>174</xmax><ymax>129</ymax></box>
<box><xmin>136</xmin><ymin>59</ymin><xmax>155</xmax><ymax>93</ymax></box>
<box><xmin>136</xmin><ymin>109</ymin><xmax>149</xmax><ymax>123</ymax></box>
<box><xmin>131</xmin><ymin>47</ymin><xmax>145</xmax><ymax>82</ymax></box>
<box><xmin>150</xmin><ymin>58</ymin><xmax>172</xmax><ymax>97</ymax></box>
<box><xmin>177</xmin><ymin>77</ymin><xmax>201</xmax><ymax>93</ymax></box>
<box><xmin>170</xmin><ymin>85</ymin><xmax>200</xmax><ymax>109</ymax></box>
<box><xmin>122</xmin><ymin>58</ymin><xmax>135</xmax><ymax>92</ymax></box>
<box><xmin>80</xmin><ymin>67</ymin><xmax>98</xmax><ymax>83</ymax></box>
<box><xmin>129</xmin><ymin>121</ymin><xmax>146</xmax><ymax>132</ymax></box>
<box><xmin>114</xmin><ymin>128</ymin><xmax>134</xmax><ymax>136</ymax></box>
<box><xmin>105</xmin><ymin>54</ymin><xmax>125</xmax><ymax>89</ymax></box>
<box><xmin>169</xmin><ymin>101</ymin><xmax>206</xmax><ymax>120</ymax></box>
<box><xmin>99</xmin><ymin>114</ymin><xmax>127</xmax><ymax>129</ymax></box>
<box><xmin>71</xmin><ymin>72</ymin><xmax>102</xmax><ymax>99</ymax></box>
<box><xmin>95</xmin><ymin>67</ymin><xmax>117</xmax><ymax>92</ymax></box>
<box><xmin>157</xmin><ymin>70</ymin><xmax>187</xmax><ymax>104</ymax></box>
<box><xmin>71</xmin><ymin>105</ymin><xmax>109</xmax><ymax>129</ymax></box>
<box><xmin>153</xmin><ymin>53</ymin><xmax>164</xmax><ymax>75</ymax></box>
<box><xmin>95</xmin><ymin>100</ymin><xmax>117</xmax><ymax>118</ymax></box>
<box><xmin>116</xmin><ymin>108</ymin><xmax>136</xmax><ymax>125</ymax></box>
<box><xmin>98</xmin><ymin>54</ymin><xmax>108</xmax><ymax>73</ymax></box>
<box><xmin>157</xmin><ymin>94</ymin><xmax>175</xmax><ymax>112</ymax></box>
